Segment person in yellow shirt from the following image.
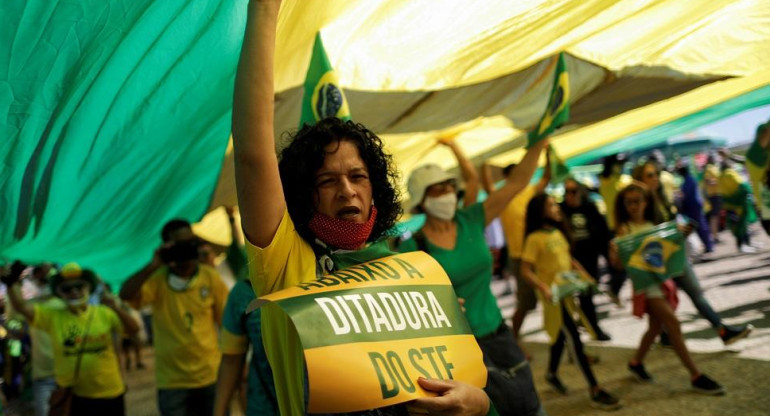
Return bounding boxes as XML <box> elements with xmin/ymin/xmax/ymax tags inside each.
<box><xmin>520</xmin><ymin>194</ymin><xmax>620</xmax><ymax>411</ymax></box>
<box><xmin>230</xmin><ymin>1</ymin><xmax>498</xmax><ymax>414</ymax></box>
<box><xmin>120</xmin><ymin>219</ymin><xmax>228</xmax><ymax>416</ymax></box>
<box><xmin>498</xmin><ymin>153</ymin><xmax>551</xmax><ymax>349</ymax></box>
<box><xmin>4</xmin><ymin>262</ymin><xmax>139</xmax><ymax>415</ymax></box>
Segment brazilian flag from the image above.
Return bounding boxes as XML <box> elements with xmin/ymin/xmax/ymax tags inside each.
<box><xmin>614</xmin><ymin>221</ymin><xmax>685</xmax><ymax>290</ymax></box>
<box><xmin>528</xmin><ymin>52</ymin><xmax>570</xmax><ymax>147</ymax></box>
<box><xmin>549</xmin><ymin>146</ymin><xmax>571</xmax><ymax>184</ymax></box>
<box><xmin>299</xmin><ymin>32</ymin><xmax>351</xmax><ymax>128</ymax></box>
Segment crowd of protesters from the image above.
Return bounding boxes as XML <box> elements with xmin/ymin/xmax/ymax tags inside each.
<box><xmin>1</xmin><ymin>0</ymin><xmax>767</xmax><ymax>414</ymax></box>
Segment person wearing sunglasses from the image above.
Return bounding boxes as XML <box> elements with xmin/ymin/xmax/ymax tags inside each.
<box><xmin>560</xmin><ymin>177</ymin><xmax>612</xmax><ymax>341</ymax></box>
<box><xmin>632</xmin><ymin>161</ymin><xmax>752</xmax><ymax>346</ymax></box>
<box><xmin>4</xmin><ymin>262</ymin><xmax>139</xmax><ymax>415</ymax></box>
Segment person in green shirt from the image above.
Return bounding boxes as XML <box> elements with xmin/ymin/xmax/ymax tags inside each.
<box><xmin>400</xmin><ymin>138</ymin><xmax>547</xmax><ymax>416</ymax></box>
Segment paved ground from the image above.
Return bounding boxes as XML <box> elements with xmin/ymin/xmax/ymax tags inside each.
<box><xmin>112</xmin><ymin>228</ymin><xmax>769</xmax><ymax>415</ymax></box>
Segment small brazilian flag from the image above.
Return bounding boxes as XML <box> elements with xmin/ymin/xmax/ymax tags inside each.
<box><xmin>614</xmin><ymin>221</ymin><xmax>685</xmax><ymax>290</ymax></box>
<box><xmin>549</xmin><ymin>146</ymin><xmax>571</xmax><ymax>184</ymax></box>
<box><xmin>528</xmin><ymin>52</ymin><xmax>570</xmax><ymax>147</ymax></box>
<box><xmin>299</xmin><ymin>32</ymin><xmax>351</xmax><ymax>128</ymax></box>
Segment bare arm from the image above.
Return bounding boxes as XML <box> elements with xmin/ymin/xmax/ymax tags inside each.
<box><xmin>119</xmin><ymin>252</ymin><xmax>162</xmax><ymax>302</ymax></box>
<box><xmin>7</xmin><ymin>283</ymin><xmax>34</xmax><ymax>322</ymax></box>
<box><xmin>481</xmin><ymin>162</ymin><xmax>495</xmax><ymax>195</ymax></box>
<box><xmin>102</xmin><ymin>295</ymin><xmax>139</xmax><ymax>335</ymax></box>
<box><xmin>214</xmin><ymin>354</ymin><xmax>247</xmax><ymax>416</ymax></box>
<box><xmin>534</xmin><ymin>147</ymin><xmax>552</xmax><ymax>193</ymax></box>
<box><xmin>440</xmin><ymin>139</ymin><xmax>479</xmax><ymax>207</ymax></box>
<box><xmin>483</xmin><ymin>140</ymin><xmax>548</xmax><ymax>224</ymax></box>
<box><xmin>232</xmin><ymin>0</ymin><xmax>286</xmax><ymax>247</ymax></box>
<box><xmin>520</xmin><ymin>261</ymin><xmax>551</xmax><ymax>301</ymax></box>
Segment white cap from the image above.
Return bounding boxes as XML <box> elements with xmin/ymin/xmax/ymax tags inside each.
<box><xmin>407</xmin><ymin>164</ymin><xmax>456</xmax><ymax>211</ymax></box>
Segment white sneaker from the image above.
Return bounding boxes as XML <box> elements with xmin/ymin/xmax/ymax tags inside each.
<box><xmin>739</xmin><ymin>244</ymin><xmax>757</xmax><ymax>253</ymax></box>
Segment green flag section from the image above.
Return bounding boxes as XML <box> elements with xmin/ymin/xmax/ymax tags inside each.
<box><xmin>299</xmin><ymin>32</ymin><xmax>351</xmax><ymax>128</ymax></box>
<box><xmin>614</xmin><ymin>222</ymin><xmax>685</xmax><ymax>291</ymax></box>
<box><xmin>255</xmin><ymin>252</ymin><xmax>486</xmax><ymax>413</ymax></box>
<box><xmin>550</xmin><ymin>271</ymin><xmax>594</xmax><ymax>303</ymax></box>
<box><xmin>527</xmin><ymin>52</ymin><xmax>570</xmax><ymax>147</ymax></box>
<box><xmin>0</xmin><ymin>1</ymin><xmax>244</xmax><ymax>286</ymax></box>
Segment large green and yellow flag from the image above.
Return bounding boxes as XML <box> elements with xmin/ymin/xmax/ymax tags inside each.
<box><xmin>614</xmin><ymin>221</ymin><xmax>685</xmax><ymax>290</ymax></box>
<box><xmin>299</xmin><ymin>32</ymin><xmax>352</xmax><ymax>128</ymax></box>
<box><xmin>549</xmin><ymin>146</ymin><xmax>571</xmax><ymax>184</ymax></box>
<box><xmin>528</xmin><ymin>52</ymin><xmax>570</xmax><ymax>147</ymax></box>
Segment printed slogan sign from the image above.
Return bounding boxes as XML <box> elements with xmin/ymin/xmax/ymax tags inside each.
<box><xmin>254</xmin><ymin>252</ymin><xmax>487</xmax><ymax>413</ymax></box>
<box><xmin>614</xmin><ymin>221</ymin><xmax>685</xmax><ymax>290</ymax></box>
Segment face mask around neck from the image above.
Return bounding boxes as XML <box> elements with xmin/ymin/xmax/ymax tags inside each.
<box><xmin>66</xmin><ymin>294</ymin><xmax>89</xmax><ymax>307</ymax></box>
<box><xmin>423</xmin><ymin>192</ymin><xmax>458</xmax><ymax>220</ymax></box>
<box><xmin>168</xmin><ymin>273</ymin><xmax>192</xmax><ymax>291</ymax></box>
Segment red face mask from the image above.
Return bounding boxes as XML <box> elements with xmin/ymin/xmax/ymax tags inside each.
<box><xmin>308</xmin><ymin>206</ymin><xmax>378</xmax><ymax>250</ymax></box>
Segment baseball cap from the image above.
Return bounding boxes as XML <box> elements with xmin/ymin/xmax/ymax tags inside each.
<box><xmin>407</xmin><ymin>164</ymin><xmax>456</xmax><ymax>211</ymax></box>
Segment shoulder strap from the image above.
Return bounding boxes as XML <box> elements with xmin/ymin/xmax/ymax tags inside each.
<box><xmin>73</xmin><ymin>306</ymin><xmax>96</xmax><ymax>381</ymax></box>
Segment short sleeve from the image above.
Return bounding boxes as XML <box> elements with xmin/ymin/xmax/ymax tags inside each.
<box><xmin>31</xmin><ymin>305</ymin><xmax>52</xmax><ymax>330</ymax></box>
<box><xmin>220</xmin><ymin>327</ymin><xmax>249</xmax><ymax>355</ymax></box>
<box><xmin>211</xmin><ymin>271</ymin><xmax>229</xmax><ymax>326</ymax></box>
<box><xmin>520</xmin><ymin>233</ymin><xmax>540</xmax><ymax>264</ymax></box>
<box><xmin>244</xmin><ymin>209</ymin><xmax>315</xmax><ymax>297</ymax></box>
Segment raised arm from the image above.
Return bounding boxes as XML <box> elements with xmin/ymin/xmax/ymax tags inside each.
<box><xmin>232</xmin><ymin>0</ymin><xmax>286</xmax><ymax>247</ymax></box>
<box><xmin>483</xmin><ymin>140</ymin><xmax>548</xmax><ymax>224</ymax></box>
<box><xmin>481</xmin><ymin>162</ymin><xmax>495</xmax><ymax>195</ymax></box>
<box><xmin>440</xmin><ymin>139</ymin><xmax>479</xmax><ymax>206</ymax></box>
<box><xmin>534</xmin><ymin>147</ymin><xmax>552</xmax><ymax>193</ymax></box>
<box><xmin>119</xmin><ymin>249</ymin><xmax>162</xmax><ymax>301</ymax></box>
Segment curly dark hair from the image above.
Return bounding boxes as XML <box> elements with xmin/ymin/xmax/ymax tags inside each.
<box><xmin>278</xmin><ymin>118</ymin><xmax>402</xmax><ymax>245</ymax></box>
<box><xmin>525</xmin><ymin>193</ymin><xmax>572</xmax><ymax>245</ymax></box>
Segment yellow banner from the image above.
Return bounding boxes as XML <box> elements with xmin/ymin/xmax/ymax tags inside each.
<box><xmin>255</xmin><ymin>252</ymin><xmax>487</xmax><ymax>413</ymax></box>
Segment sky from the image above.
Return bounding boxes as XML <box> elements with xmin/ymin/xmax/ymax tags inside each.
<box><xmin>698</xmin><ymin>104</ymin><xmax>770</xmax><ymax>146</ymax></box>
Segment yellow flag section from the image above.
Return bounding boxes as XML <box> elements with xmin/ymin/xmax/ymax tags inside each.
<box><xmin>255</xmin><ymin>251</ymin><xmax>487</xmax><ymax>413</ymax></box>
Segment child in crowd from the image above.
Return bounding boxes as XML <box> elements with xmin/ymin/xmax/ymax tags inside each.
<box><xmin>520</xmin><ymin>193</ymin><xmax>621</xmax><ymax>411</ymax></box>
<box><xmin>612</xmin><ymin>182</ymin><xmax>724</xmax><ymax>394</ymax></box>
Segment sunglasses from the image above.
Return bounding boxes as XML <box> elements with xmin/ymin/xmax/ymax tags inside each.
<box><xmin>565</xmin><ymin>188</ymin><xmax>579</xmax><ymax>195</ymax></box>
<box><xmin>59</xmin><ymin>282</ymin><xmax>87</xmax><ymax>294</ymax></box>
<box><xmin>644</xmin><ymin>172</ymin><xmax>658</xmax><ymax>179</ymax></box>
<box><xmin>624</xmin><ymin>198</ymin><xmax>643</xmax><ymax>206</ymax></box>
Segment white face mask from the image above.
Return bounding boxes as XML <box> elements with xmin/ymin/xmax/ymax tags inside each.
<box><xmin>423</xmin><ymin>193</ymin><xmax>458</xmax><ymax>220</ymax></box>
<box><xmin>168</xmin><ymin>273</ymin><xmax>191</xmax><ymax>291</ymax></box>
<box><xmin>66</xmin><ymin>294</ymin><xmax>89</xmax><ymax>307</ymax></box>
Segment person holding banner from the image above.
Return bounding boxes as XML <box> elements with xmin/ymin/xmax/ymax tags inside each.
<box><xmin>400</xmin><ymin>138</ymin><xmax>547</xmax><ymax>416</ymax></box>
<box><xmin>232</xmin><ymin>1</ymin><xmax>494</xmax><ymax>414</ymax></box>
<box><xmin>520</xmin><ymin>194</ymin><xmax>621</xmax><ymax>411</ymax></box>
<box><xmin>633</xmin><ymin>161</ymin><xmax>752</xmax><ymax>346</ymax></box>
<box><xmin>612</xmin><ymin>182</ymin><xmax>725</xmax><ymax>394</ymax></box>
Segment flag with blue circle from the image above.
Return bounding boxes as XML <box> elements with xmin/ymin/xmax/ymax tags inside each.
<box><xmin>299</xmin><ymin>32</ymin><xmax>351</xmax><ymax>128</ymax></box>
<box><xmin>615</xmin><ymin>221</ymin><xmax>685</xmax><ymax>290</ymax></box>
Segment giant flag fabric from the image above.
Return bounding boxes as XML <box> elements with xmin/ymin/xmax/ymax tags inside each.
<box><xmin>299</xmin><ymin>32</ymin><xmax>351</xmax><ymax>127</ymax></box>
<box><xmin>614</xmin><ymin>221</ymin><xmax>685</xmax><ymax>291</ymax></box>
<box><xmin>527</xmin><ymin>52</ymin><xmax>570</xmax><ymax>147</ymax></box>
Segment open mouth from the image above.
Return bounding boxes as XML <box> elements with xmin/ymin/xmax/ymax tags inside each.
<box><xmin>336</xmin><ymin>206</ymin><xmax>361</xmax><ymax>220</ymax></box>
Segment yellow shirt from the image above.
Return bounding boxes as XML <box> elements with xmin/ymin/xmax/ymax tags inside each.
<box><xmin>246</xmin><ymin>210</ymin><xmax>317</xmax><ymax>416</ymax></box>
<box><xmin>499</xmin><ymin>185</ymin><xmax>536</xmax><ymax>258</ymax></box>
<box><xmin>131</xmin><ymin>265</ymin><xmax>228</xmax><ymax>389</ymax></box>
<box><xmin>521</xmin><ymin>229</ymin><xmax>574</xmax><ymax>344</ymax></box>
<box><xmin>598</xmin><ymin>174</ymin><xmax>632</xmax><ymax>231</ymax></box>
<box><xmin>702</xmin><ymin>164</ymin><xmax>721</xmax><ymax>197</ymax></box>
<box><xmin>31</xmin><ymin>304</ymin><xmax>124</xmax><ymax>398</ymax></box>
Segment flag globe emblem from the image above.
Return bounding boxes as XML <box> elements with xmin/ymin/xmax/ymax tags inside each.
<box><xmin>312</xmin><ymin>72</ymin><xmax>350</xmax><ymax>120</ymax></box>
<box><xmin>641</xmin><ymin>241</ymin><xmax>664</xmax><ymax>268</ymax></box>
